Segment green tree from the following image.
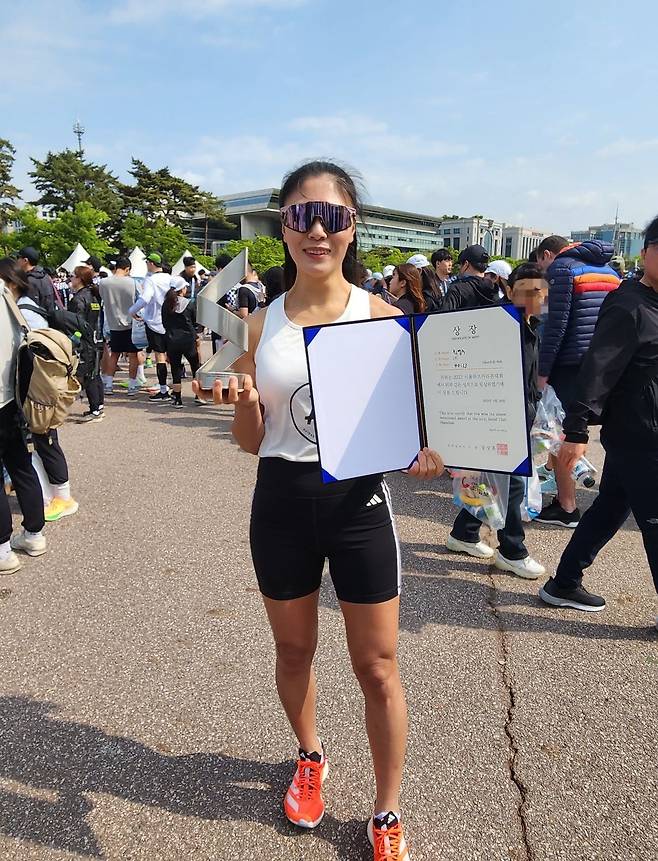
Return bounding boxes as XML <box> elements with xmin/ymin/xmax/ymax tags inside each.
<box><xmin>0</xmin><ymin>139</ymin><xmax>21</xmax><ymax>227</ymax></box>
<box><xmin>5</xmin><ymin>203</ymin><xmax>114</xmax><ymax>266</ymax></box>
<box><xmin>360</xmin><ymin>246</ymin><xmax>410</xmax><ymax>272</ymax></box>
<box><xmin>122</xmin><ymin>159</ymin><xmax>232</xmax><ymax>232</ymax></box>
<box><xmin>29</xmin><ymin>149</ymin><xmax>123</xmax><ymax>230</ymax></box>
<box><xmin>224</xmin><ymin>236</ymin><xmax>285</xmax><ymax>274</ymax></box>
<box><xmin>196</xmin><ymin>190</ymin><xmax>234</xmax><ymax>256</ymax></box>
<box><xmin>120</xmin><ymin>213</ymin><xmax>203</xmax><ymax>265</ymax></box>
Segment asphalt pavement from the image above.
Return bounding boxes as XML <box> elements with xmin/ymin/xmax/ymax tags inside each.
<box><xmin>0</xmin><ymin>365</ymin><xmax>656</xmax><ymax>861</ymax></box>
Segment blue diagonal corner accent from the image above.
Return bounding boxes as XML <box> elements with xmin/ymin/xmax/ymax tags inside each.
<box><xmin>321</xmin><ymin>468</ymin><xmax>338</xmax><ymax>484</ymax></box>
<box><xmin>501</xmin><ymin>304</ymin><xmax>521</xmax><ymax>322</ymax></box>
<box><xmin>512</xmin><ymin>457</ymin><xmax>531</xmax><ymax>477</ymax></box>
<box><xmin>303</xmin><ymin>326</ymin><xmax>322</xmax><ymax>347</ymax></box>
<box><xmin>414</xmin><ymin>313</ymin><xmax>428</xmax><ymax>330</ymax></box>
<box><xmin>394</xmin><ymin>316</ymin><xmax>412</xmax><ymax>333</ymax></box>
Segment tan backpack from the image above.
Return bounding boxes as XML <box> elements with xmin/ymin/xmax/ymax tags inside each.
<box><xmin>4</xmin><ymin>288</ymin><xmax>81</xmax><ymax>434</ymax></box>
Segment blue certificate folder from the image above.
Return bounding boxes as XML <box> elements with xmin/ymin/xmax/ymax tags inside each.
<box><xmin>303</xmin><ymin>305</ymin><xmax>532</xmax><ymax>484</ymax></box>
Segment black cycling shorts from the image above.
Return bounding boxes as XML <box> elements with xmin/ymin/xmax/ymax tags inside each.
<box><xmin>250</xmin><ymin>458</ymin><xmax>401</xmax><ymax>604</ymax></box>
<box><xmin>145</xmin><ymin>325</ymin><xmax>167</xmax><ymax>354</ymax></box>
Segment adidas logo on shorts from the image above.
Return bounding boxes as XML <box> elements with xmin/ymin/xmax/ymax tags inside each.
<box><xmin>366</xmin><ymin>493</ymin><xmax>383</xmax><ymax>508</ymax></box>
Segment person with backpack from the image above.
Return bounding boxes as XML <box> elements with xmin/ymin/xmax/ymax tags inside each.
<box><xmin>0</xmin><ymin>260</ymin><xmax>79</xmax><ymax>524</ymax></box>
<box><xmin>0</xmin><ymin>281</ymin><xmax>47</xmax><ymax>572</ymax></box>
<box><xmin>161</xmin><ymin>276</ymin><xmax>203</xmax><ymax>409</ymax></box>
<box><xmin>68</xmin><ymin>266</ymin><xmax>104</xmax><ymax>422</ymax></box>
<box><xmin>236</xmin><ymin>262</ymin><xmax>266</xmax><ymax>317</ymax></box>
<box><xmin>17</xmin><ymin>247</ymin><xmax>62</xmax><ymax>312</ymax></box>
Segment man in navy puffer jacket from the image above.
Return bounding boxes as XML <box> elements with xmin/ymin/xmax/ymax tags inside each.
<box><xmin>534</xmin><ymin>236</ymin><xmax>620</xmax><ymax>527</ymax></box>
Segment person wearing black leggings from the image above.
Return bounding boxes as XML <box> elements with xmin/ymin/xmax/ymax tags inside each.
<box><xmin>0</xmin><ymin>285</ymin><xmax>47</xmax><ymax>573</ymax></box>
<box><xmin>68</xmin><ymin>265</ymin><xmax>104</xmax><ymax>422</ymax></box>
<box><xmin>161</xmin><ymin>276</ymin><xmax>202</xmax><ymax>409</ymax></box>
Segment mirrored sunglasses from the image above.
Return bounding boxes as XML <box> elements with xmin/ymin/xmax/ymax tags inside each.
<box><xmin>280</xmin><ymin>201</ymin><xmax>356</xmax><ymax>234</ymax></box>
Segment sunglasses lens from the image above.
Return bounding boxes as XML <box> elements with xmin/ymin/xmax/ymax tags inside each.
<box><xmin>282</xmin><ymin>202</ymin><xmax>353</xmax><ymax>233</ymax></box>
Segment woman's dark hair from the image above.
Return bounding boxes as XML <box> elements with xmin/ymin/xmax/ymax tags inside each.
<box><xmin>419</xmin><ymin>265</ymin><xmax>442</xmax><ymax>300</ymax></box>
<box><xmin>262</xmin><ymin>265</ymin><xmax>285</xmax><ymax>306</ymax></box>
<box><xmin>508</xmin><ymin>262</ymin><xmax>546</xmax><ymax>288</ymax></box>
<box><xmin>279</xmin><ymin>160</ymin><xmax>363</xmax><ymax>290</ymax></box>
<box><xmin>163</xmin><ymin>286</ymin><xmax>182</xmax><ymax>315</ymax></box>
<box><xmin>355</xmin><ymin>262</ymin><xmax>369</xmax><ymax>286</ymax></box>
<box><xmin>395</xmin><ymin>263</ymin><xmax>426</xmax><ymax>313</ymax></box>
<box><xmin>0</xmin><ymin>257</ymin><xmax>34</xmax><ymax>297</ymax></box>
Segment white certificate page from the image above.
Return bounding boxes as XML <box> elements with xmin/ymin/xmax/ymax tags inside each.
<box><xmin>416</xmin><ymin>306</ymin><xmax>531</xmax><ymax>475</ymax></box>
<box><xmin>305</xmin><ymin>317</ymin><xmax>421</xmax><ymax>482</ymax></box>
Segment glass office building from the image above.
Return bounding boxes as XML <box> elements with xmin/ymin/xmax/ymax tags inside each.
<box><xmin>191</xmin><ymin>188</ymin><xmax>445</xmax><ymax>255</ymax></box>
<box><xmin>571</xmin><ymin>223</ymin><xmax>644</xmax><ymax>258</ymax></box>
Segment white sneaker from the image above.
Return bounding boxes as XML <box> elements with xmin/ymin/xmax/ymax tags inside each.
<box><xmin>494</xmin><ymin>551</ymin><xmax>545</xmax><ymax>580</ymax></box>
<box><xmin>446</xmin><ymin>534</ymin><xmax>495</xmax><ymax>559</ymax></box>
<box><xmin>10</xmin><ymin>530</ymin><xmax>47</xmax><ymax>557</ymax></box>
<box><xmin>0</xmin><ymin>551</ymin><xmax>22</xmax><ymax>574</ymax></box>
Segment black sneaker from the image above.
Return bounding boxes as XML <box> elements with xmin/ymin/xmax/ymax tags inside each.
<box><xmin>148</xmin><ymin>390</ymin><xmax>171</xmax><ymax>403</ymax></box>
<box><xmin>172</xmin><ymin>397</ymin><xmax>183</xmax><ymax>409</ymax></box>
<box><xmin>79</xmin><ymin>410</ymin><xmax>104</xmax><ymax>423</ymax></box>
<box><xmin>535</xmin><ymin>499</ymin><xmax>581</xmax><ymax>528</ymax></box>
<box><xmin>539</xmin><ymin>577</ymin><xmax>606</xmax><ymax>612</ymax></box>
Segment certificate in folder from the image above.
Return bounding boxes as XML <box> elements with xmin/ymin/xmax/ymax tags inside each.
<box><xmin>303</xmin><ymin>305</ymin><xmax>532</xmax><ymax>483</ymax></box>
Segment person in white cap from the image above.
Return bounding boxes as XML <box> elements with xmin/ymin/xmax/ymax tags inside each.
<box><xmin>484</xmin><ymin>259</ymin><xmax>512</xmax><ymax>300</ymax></box>
<box><xmin>161</xmin><ymin>276</ymin><xmax>204</xmax><ymax>408</ymax></box>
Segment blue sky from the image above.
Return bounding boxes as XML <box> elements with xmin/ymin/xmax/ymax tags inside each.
<box><xmin>5</xmin><ymin>0</ymin><xmax>658</xmax><ymax>234</ymax></box>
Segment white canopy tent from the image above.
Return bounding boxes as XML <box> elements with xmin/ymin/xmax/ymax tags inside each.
<box><xmin>59</xmin><ymin>242</ymin><xmax>89</xmax><ymax>273</ymax></box>
<box><xmin>128</xmin><ymin>246</ymin><xmax>147</xmax><ymax>279</ymax></box>
<box><xmin>171</xmin><ymin>250</ymin><xmax>206</xmax><ymax>276</ymax></box>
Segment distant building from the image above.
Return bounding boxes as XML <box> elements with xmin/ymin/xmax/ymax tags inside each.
<box><xmin>571</xmin><ymin>222</ymin><xmax>643</xmax><ymax>258</ymax></box>
<box><xmin>501</xmin><ymin>225</ymin><xmax>549</xmax><ymax>259</ymax></box>
<box><xmin>437</xmin><ymin>217</ymin><xmax>504</xmax><ymax>256</ymax></box>
<box><xmin>204</xmin><ymin>188</ymin><xmax>446</xmax><ymax>255</ymax></box>
<box><xmin>195</xmin><ymin>188</ymin><xmax>551</xmax><ymax>262</ymax></box>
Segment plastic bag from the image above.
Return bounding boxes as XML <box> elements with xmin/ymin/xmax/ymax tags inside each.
<box><xmin>530</xmin><ymin>384</ymin><xmax>565</xmax><ymax>462</ymax></box>
<box><xmin>521</xmin><ymin>465</ymin><xmax>542</xmax><ymax>522</ymax></box>
<box><xmin>452</xmin><ymin>470</ymin><xmax>510</xmax><ymax>530</ymax></box>
<box><xmin>131</xmin><ymin>317</ymin><xmax>148</xmax><ymax>350</ymax></box>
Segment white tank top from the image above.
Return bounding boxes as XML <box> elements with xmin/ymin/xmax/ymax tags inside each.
<box><xmin>256</xmin><ymin>285</ymin><xmax>371</xmax><ymax>462</ymax></box>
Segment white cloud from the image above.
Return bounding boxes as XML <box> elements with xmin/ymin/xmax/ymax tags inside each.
<box><xmin>596</xmin><ymin>138</ymin><xmax>658</xmax><ymax>158</ymax></box>
<box><xmin>289</xmin><ymin>115</ymin><xmax>389</xmax><ymax>137</ymax></box>
<box><xmin>108</xmin><ymin>0</ymin><xmax>306</xmax><ymax>23</ymax></box>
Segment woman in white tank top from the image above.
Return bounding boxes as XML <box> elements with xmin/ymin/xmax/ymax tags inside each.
<box><xmin>195</xmin><ymin>162</ymin><xmax>443</xmax><ymax>860</ymax></box>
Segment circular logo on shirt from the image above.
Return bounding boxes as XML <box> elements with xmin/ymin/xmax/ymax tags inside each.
<box><xmin>290</xmin><ymin>384</ymin><xmax>317</xmax><ymax>443</ymax></box>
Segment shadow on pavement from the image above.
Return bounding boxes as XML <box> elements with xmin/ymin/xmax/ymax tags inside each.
<box><xmin>0</xmin><ymin>696</ymin><xmax>371</xmax><ymax>860</ymax></box>
<box><xmin>395</xmin><ymin>550</ymin><xmax>655</xmax><ymax>641</ymax></box>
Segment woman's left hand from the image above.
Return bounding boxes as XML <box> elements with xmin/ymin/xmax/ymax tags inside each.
<box><xmin>407</xmin><ymin>448</ymin><xmax>445</xmax><ymax>480</ymax></box>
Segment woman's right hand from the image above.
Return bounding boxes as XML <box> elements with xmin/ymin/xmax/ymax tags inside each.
<box><xmin>192</xmin><ymin>374</ymin><xmax>260</xmax><ymax>408</ymax></box>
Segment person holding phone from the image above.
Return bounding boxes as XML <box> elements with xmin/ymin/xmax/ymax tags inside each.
<box><xmin>195</xmin><ymin>160</ymin><xmax>443</xmax><ymax>860</ymax></box>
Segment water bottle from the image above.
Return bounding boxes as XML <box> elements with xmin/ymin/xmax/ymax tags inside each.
<box><xmin>69</xmin><ymin>330</ymin><xmax>82</xmax><ymax>348</ymax></box>
<box><xmin>572</xmin><ymin>457</ymin><xmax>596</xmax><ymax>489</ymax></box>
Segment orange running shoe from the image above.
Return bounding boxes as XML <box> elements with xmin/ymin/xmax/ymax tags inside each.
<box><xmin>284</xmin><ymin>747</ymin><xmax>328</xmax><ymax>829</ymax></box>
<box><xmin>368</xmin><ymin>812</ymin><xmax>411</xmax><ymax>860</ymax></box>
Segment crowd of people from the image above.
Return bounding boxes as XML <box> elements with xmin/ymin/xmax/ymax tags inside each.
<box><xmin>1</xmin><ymin>157</ymin><xmax>657</xmax><ymax>860</ymax></box>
